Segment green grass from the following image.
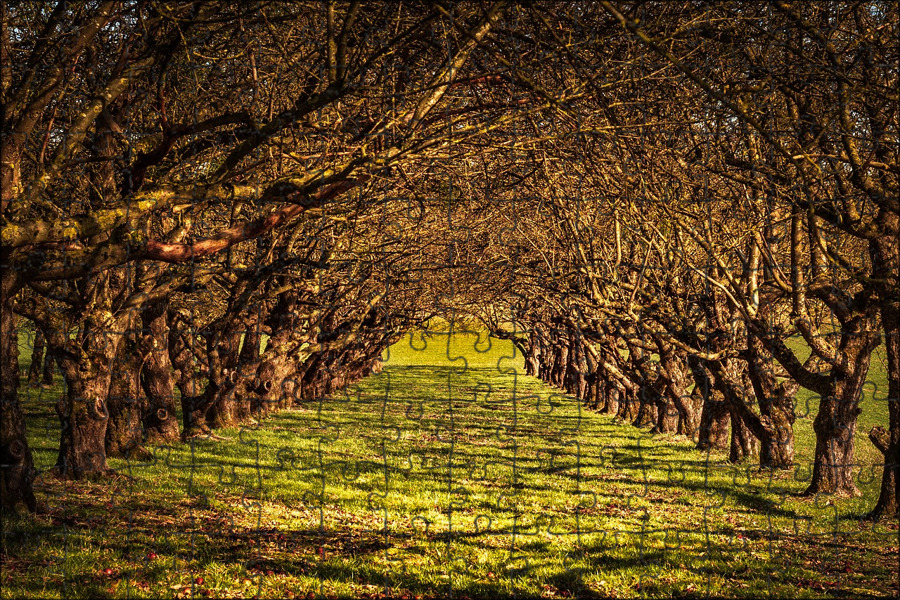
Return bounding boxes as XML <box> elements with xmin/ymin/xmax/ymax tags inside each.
<box><xmin>3</xmin><ymin>331</ymin><xmax>897</xmax><ymax>598</ymax></box>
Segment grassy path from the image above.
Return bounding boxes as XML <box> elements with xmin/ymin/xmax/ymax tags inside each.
<box><xmin>3</xmin><ymin>333</ymin><xmax>897</xmax><ymax>598</ymax></box>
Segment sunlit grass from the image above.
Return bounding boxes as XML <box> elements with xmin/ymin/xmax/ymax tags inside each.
<box><xmin>3</xmin><ymin>331</ymin><xmax>896</xmax><ymax>598</ymax></box>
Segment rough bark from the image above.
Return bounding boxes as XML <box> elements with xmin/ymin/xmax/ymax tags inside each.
<box><xmin>581</xmin><ymin>345</ymin><xmax>599</xmax><ymax>407</ymax></box>
<box><xmin>658</xmin><ymin>344</ymin><xmax>700</xmax><ymax>438</ymax></box>
<box><xmin>301</xmin><ymin>352</ymin><xmax>332</xmax><ymax>402</ymax></box>
<box><xmin>253</xmin><ymin>335</ymin><xmax>299</xmax><ymax>414</ymax></box>
<box><xmin>583</xmin><ymin>372</ymin><xmax>599</xmax><ymax>408</ymax></box>
<box><xmin>653</xmin><ymin>392</ymin><xmax>679</xmax><ymax>435</ymax></box>
<box><xmin>206</xmin><ymin>329</ymin><xmax>247</xmax><ymax>428</ymax></box>
<box><xmin>728</xmin><ymin>401</ymin><xmax>759</xmax><ymax>463</ymax></box>
<box><xmin>168</xmin><ymin>311</ymin><xmax>211</xmax><ymax>436</ymax></box>
<box><xmin>868</xmin><ymin>423</ymin><xmax>898</xmax><ymax>519</ymax></box>
<box><xmin>706</xmin><ymin>358</ymin><xmax>760</xmax><ymax>463</ymax></box>
<box><xmin>26</xmin><ymin>328</ymin><xmax>45</xmax><ymax>386</ymax></box>
<box><xmin>232</xmin><ymin>320</ymin><xmax>265</xmax><ymax>414</ymax></box>
<box><xmin>678</xmin><ymin>393</ymin><xmax>703</xmax><ymax>439</ymax></box>
<box><xmin>537</xmin><ymin>331</ymin><xmax>552</xmax><ymax>381</ymax></box>
<box><xmin>168</xmin><ymin>309</ymin><xmax>252</xmax><ymax>433</ymax></box>
<box><xmin>745</xmin><ymin>333</ymin><xmax>797</xmax><ymax>469</ymax></box>
<box><xmin>106</xmin><ymin>330</ymin><xmax>149</xmax><ymax>459</ymax></box>
<box><xmin>552</xmin><ymin>340</ymin><xmax>569</xmax><ymax>388</ymax></box>
<box><xmin>568</xmin><ymin>336</ymin><xmax>588</xmax><ymax>399</ymax></box>
<box><xmin>692</xmin><ymin>359</ymin><xmax>729</xmax><ymax>451</ymax></box>
<box><xmin>602</xmin><ymin>384</ymin><xmax>620</xmax><ymax>416</ymax></box>
<box><xmin>54</xmin><ymin>346</ymin><xmax>116</xmax><ymax>478</ymax></box>
<box><xmin>41</xmin><ymin>342</ymin><xmax>55</xmax><ymax>386</ymax></box>
<box><xmin>253</xmin><ymin>293</ymin><xmax>303</xmax><ymax>413</ymax></box>
<box><xmin>633</xmin><ymin>387</ymin><xmax>658</xmax><ymax>429</ymax></box>
<box><xmin>0</xmin><ymin>269</ymin><xmax>37</xmax><ymax>512</ymax></box>
<box><xmin>524</xmin><ymin>332</ymin><xmax>540</xmax><ymax>377</ymax></box>
<box><xmin>805</xmin><ymin>311</ymin><xmax>881</xmax><ymax>497</ymax></box>
<box><xmin>618</xmin><ymin>386</ymin><xmax>640</xmax><ymax>423</ymax></box>
<box><xmin>139</xmin><ymin>301</ymin><xmax>179</xmax><ymax>442</ymax></box>
<box><xmin>868</xmin><ymin>224</ymin><xmax>899</xmax><ymax>518</ymax></box>
<box><xmin>697</xmin><ymin>396</ymin><xmax>730</xmax><ymax>451</ymax></box>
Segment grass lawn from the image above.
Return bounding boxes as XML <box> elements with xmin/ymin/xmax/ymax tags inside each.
<box><xmin>2</xmin><ymin>330</ymin><xmax>897</xmax><ymax>598</ymax></box>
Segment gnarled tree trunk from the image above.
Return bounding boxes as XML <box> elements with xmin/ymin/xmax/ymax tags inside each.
<box><xmin>26</xmin><ymin>328</ymin><xmax>45</xmax><ymax>386</ymax></box>
<box><xmin>1</xmin><ymin>270</ymin><xmax>37</xmax><ymax>512</ymax></box>
<box><xmin>55</xmin><ymin>345</ymin><xmax>116</xmax><ymax>478</ymax></box>
<box><xmin>106</xmin><ymin>328</ymin><xmax>149</xmax><ymax>459</ymax></box>
<box><xmin>805</xmin><ymin>312</ymin><xmax>880</xmax><ymax>497</ymax></box>
<box><xmin>253</xmin><ymin>336</ymin><xmax>300</xmax><ymax>414</ymax></box>
<box><xmin>169</xmin><ymin>311</ymin><xmax>211</xmax><ymax>437</ymax></box>
<box><xmin>40</xmin><ymin>342</ymin><xmax>54</xmax><ymax>386</ymax></box>
<box><xmin>139</xmin><ymin>301</ymin><xmax>179</xmax><ymax>442</ymax></box>
<box><xmin>868</xmin><ymin>225</ymin><xmax>899</xmax><ymax>518</ymax></box>
<box><xmin>745</xmin><ymin>333</ymin><xmax>797</xmax><ymax>469</ymax></box>
<box><xmin>207</xmin><ymin>329</ymin><xmax>247</xmax><ymax>428</ymax></box>
<box><xmin>658</xmin><ymin>344</ymin><xmax>700</xmax><ymax>438</ymax></box>
<box><xmin>706</xmin><ymin>358</ymin><xmax>759</xmax><ymax>463</ymax></box>
<box><xmin>601</xmin><ymin>384</ymin><xmax>620</xmax><ymax>416</ymax></box>
<box><xmin>692</xmin><ymin>359</ymin><xmax>729</xmax><ymax>452</ymax></box>
<box><xmin>524</xmin><ymin>332</ymin><xmax>540</xmax><ymax>377</ymax></box>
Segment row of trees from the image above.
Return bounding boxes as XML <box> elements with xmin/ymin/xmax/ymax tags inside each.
<box><xmin>1</xmin><ymin>1</ymin><xmax>896</xmax><ymax>524</ymax></box>
<box><xmin>1</xmin><ymin>0</ymin><xmax>512</xmax><ymax>510</ymax></box>
<box><xmin>472</xmin><ymin>1</ymin><xmax>898</xmax><ymax>519</ymax></box>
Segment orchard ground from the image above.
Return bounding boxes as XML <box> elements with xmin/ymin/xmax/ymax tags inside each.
<box><xmin>2</xmin><ymin>330</ymin><xmax>897</xmax><ymax>599</ymax></box>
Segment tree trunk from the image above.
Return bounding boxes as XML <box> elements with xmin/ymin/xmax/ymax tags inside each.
<box><xmin>677</xmin><ymin>393</ymin><xmax>703</xmax><ymax>439</ymax></box>
<box><xmin>867</xmin><ymin>347</ymin><xmax>898</xmax><ymax>517</ymax></box>
<box><xmin>868</xmin><ymin>423</ymin><xmax>898</xmax><ymax>519</ymax></box>
<box><xmin>27</xmin><ymin>328</ymin><xmax>45</xmax><ymax>386</ymax></box>
<box><xmin>582</xmin><ymin>350</ymin><xmax>599</xmax><ymax>408</ymax></box>
<box><xmin>54</xmin><ymin>110</ymin><xmax>124</xmax><ymax>471</ymax></box>
<box><xmin>564</xmin><ymin>335</ymin><xmax>586</xmax><ymax>398</ymax></box>
<box><xmin>524</xmin><ymin>333</ymin><xmax>540</xmax><ymax>377</ymax></box>
<box><xmin>868</xmin><ymin>225</ymin><xmax>899</xmax><ymax>519</ymax></box>
<box><xmin>168</xmin><ymin>311</ymin><xmax>211</xmax><ymax>436</ymax></box>
<box><xmin>653</xmin><ymin>393</ymin><xmax>679</xmax><ymax>434</ymax></box>
<box><xmin>697</xmin><ymin>396</ymin><xmax>730</xmax><ymax>451</ymax></box>
<box><xmin>139</xmin><ymin>301</ymin><xmax>179</xmax><ymax>442</ymax></box>
<box><xmin>41</xmin><ymin>342</ymin><xmax>55</xmax><ymax>386</ymax></box>
<box><xmin>690</xmin><ymin>357</ymin><xmax>729</xmax><ymax>451</ymax></box>
<box><xmin>805</xmin><ymin>313</ymin><xmax>880</xmax><ymax>497</ymax></box>
<box><xmin>231</xmin><ymin>323</ymin><xmax>262</xmax><ymax>418</ymax></box>
<box><xmin>538</xmin><ymin>334</ymin><xmax>552</xmax><ymax>382</ymax></box>
<box><xmin>254</xmin><ymin>300</ymin><xmax>305</xmax><ymax>413</ymax></box>
<box><xmin>180</xmin><ymin>389</ymin><xmax>215</xmax><ymax>437</ymax></box>
<box><xmin>301</xmin><ymin>353</ymin><xmax>332</xmax><ymax>402</ymax></box>
<box><xmin>106</xmin><ymin>331</ymin><xmax>149</xmax><ymax>459</ymax></box>
<box><xmin>0</xmin><ymin>131</ymin><xmax>21</xmax><ymax>206</ymax></box>
<box><xmin>707</xmin><ymin>358</ymin><xmax>760</xmax><ymax>463</ymax></box>
<box><xmin>659</xmin><ymin>345</ymin><xmax>700</xmax><ymax>438</ymax></box>
<box><xmin>205</xmin><ymin>328</ymin><xmax>248</xmax><ymax>429</ymax></box>
<box><xmin>617</xmin><ymin>386</ymin><xmax>639</xmax><ymax>422</ymax></box>
<box><xmin>602</xmin><ymin>384</ymin><xmax>620</xmax><ymax>416</ymax></box>
<box><xmin>253</xmin><ymin>341</ymin><xmax>299</xmax><ymax>414</ymax></box>
<box><xmin>633</xmin><ymin>387</ymin><xmax>658</xmax><ymax>428</ymax></box>
<box><xmin>0</xmin><ymin>270</ymin><xmax>37</xmax><ymax>512</ymax></box>
<box><xmin>645</xmin><ymin>358</ymin><xmax>678</xmax><ymax>434</ymax></box>
<box><xmin>168</xmin><ymin>314</ymin><xmax>235</xmax><ymax>436</ymax></box>
<box><xmin>745</xmin><ymin>333</ymin><xmax>797</xmax><ymax>469</ymax></box>
<box><xmin>552</xmin><ymin>342</ymin><xmax>569</xmax><ymax>388</ymax></box>
<box><xmin>55</xmin><ymin>352</ymin><xmax>115</xmax><ymax>478</ymax></box>
<box><xmin>728</xmin><ymin>402</ymin><xmax>758</xmax><ymax>463</ymax></box>
<box><xmin>582</xmin><ymin>372</ymin><xmax>598</xmax><ymax>408</ymax></box>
